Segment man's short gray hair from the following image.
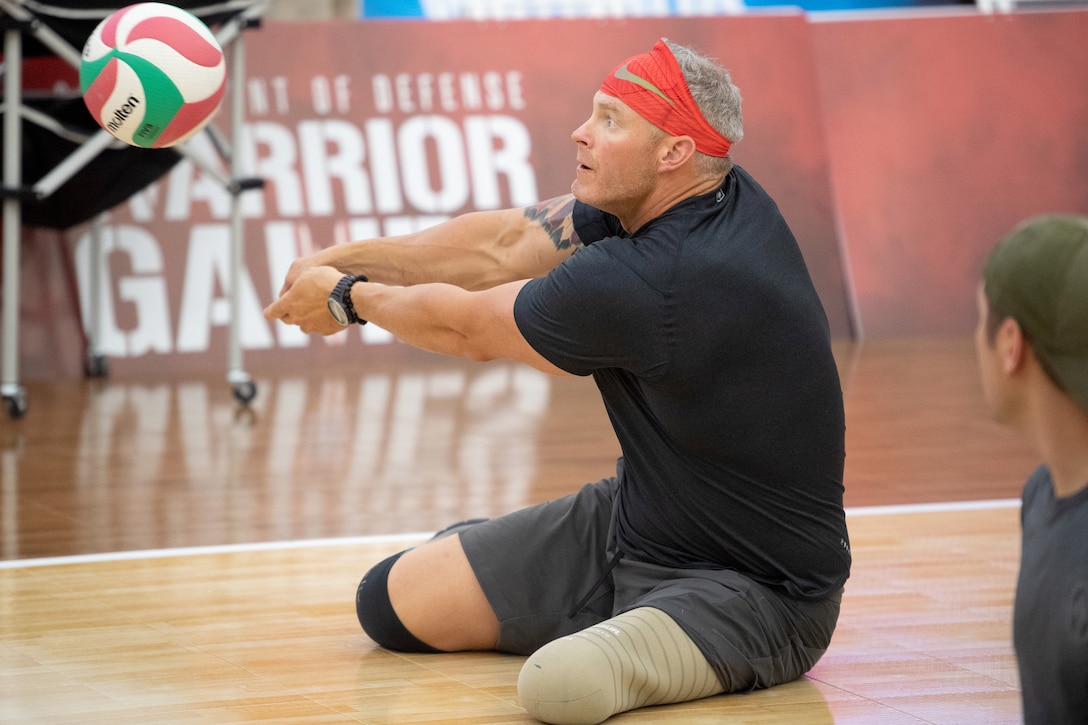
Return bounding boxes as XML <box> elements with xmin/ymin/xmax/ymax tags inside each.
<box><xmin>664</xmin><ymin>39</ymin><xmax>743</xmax><ymax>177</ymax></box>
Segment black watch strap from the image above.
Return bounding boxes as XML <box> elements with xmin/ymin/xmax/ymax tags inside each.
<box><xmin>336</xmin><ymin>274</ymin><xmax>369</xmax><ymax>325</ymax></box>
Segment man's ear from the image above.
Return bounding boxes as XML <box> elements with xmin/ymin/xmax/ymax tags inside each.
<box><xmin>659</xmin><ymin>136</ymin><xmax>697</xmax><ymax>171</ymax></box>
<box><xmin>996</xmin><ymin>317</ymin><xmax>1026</xmax><ymax>375</ymax></box>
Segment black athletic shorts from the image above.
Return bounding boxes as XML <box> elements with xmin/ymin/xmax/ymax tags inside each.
<box><xmin>458</xmin><ymin>467</ymin><xmax>842</xmax><ymax>691</ymax></box>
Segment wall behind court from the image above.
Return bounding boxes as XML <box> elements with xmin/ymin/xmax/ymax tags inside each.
<box><xmin>810</xmin><ymin>9</ymin><xmax>1088</xmax><ymax>337</ymax></box>
<box><xmin>9</xmin><ymin>9</ymin><xmax>1088</xmax><ymax>379</ymax></box>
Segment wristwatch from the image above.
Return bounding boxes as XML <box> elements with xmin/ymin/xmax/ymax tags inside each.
<box><xmin>327</xmin><ymin>274</ymin><xmax>369</xmax><ymax>326</ymax></box>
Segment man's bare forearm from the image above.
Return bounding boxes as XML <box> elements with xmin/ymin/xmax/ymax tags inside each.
<box><xmin>294</xmin><ymin>197</ymin><xmax>581</xmax><ymax>293</ymax></box>
<box><xmin>303</xmin><ymin>209</ymin><xmax>539</xmax><ymax>291</ymax></box>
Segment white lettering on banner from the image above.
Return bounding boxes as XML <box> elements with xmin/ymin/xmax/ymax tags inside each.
<box><xmin>247</xmin><ymin>77</ymin><xmax>270</xmax><ymax>116</ymax></box>
<box><xmin>176</xmin><ymin>224</ymin><xmax>274</xmax><ymax>353</ymax></box>
<box><xmin>126</xmin><ymin>113</ymin><xmax>538</xmax><ymax>224</ymax></box>
<box><xmin>371</xmin><ymin>71</ymin><xmax>526</xmax><ymax>114</ymax></box>
<box><xmin>311</xmin><ymin>75</ymin><xmax>352</xmax><ymax>115</ymax></box>
<box><xmin>127</xmin><ymin>182</ymin><xmax>162</xmax><ymax>223</ymax></box>
<box><xmin>399</xmin><ymin>115</ymin><xmax>469</xmax><ymax>213</ymax></box>
<box><xmin>464</xmin><ymin>115</ymin><xmax>536</xmax><ymax>210</ymax></box>
<box><xmin>298</xmin><ymin>119</ymin><xmax>373</xmax><ymax>217</ymax></box>
<box><xmin>243</xmin><ymin>117</ymin><xmax>537</xmax><ymax>219</ymax></box>
<box><xmin>126</xmin><ymin>132</ymin><xmax>268</xmax><ymax>221</ymax></box>
<box><xmin>72</xmin><ymin>366</ymin><xmax>550</xmax><ymax>539</ymax></box>
<box><xmin>88</xmin><ymin>67</ymin><xmax>542</xmax><ymax>360</ymax></box>
<box><xmin>364</xmin><ymin>119</ymin><xmax>403</xmax><ymax>213</ymax></box>
<box><xmin>247</xmin><ymin>76</ymin><xmax>291</xmax><ymax>116</ymax></box>
<box><xmin>74</xmin><ymin>224</ymin><xmax>173</xmax><ymax>358</ymax></box>
<box><xmin>264</xmin><ymin>221</ymin><xmax>312</xmax><ymax>350</ymax></box>
<box><xmin>74</xmin><ymin>220</ymin><xmax>408</xmax><ymax>358</ymax></box>
<box><xmin>247</xmin><ymin>122</ymin><xmax>300</xmax><ymax>217</ymax></box>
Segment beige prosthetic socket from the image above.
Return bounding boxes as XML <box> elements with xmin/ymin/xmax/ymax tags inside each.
<box><xmin>517</xmin><ymin>606</ymin><xmax>723</xmax><ymax>725</ymax></box>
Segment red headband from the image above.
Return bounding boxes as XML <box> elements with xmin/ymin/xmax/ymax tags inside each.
<box><xmin>600</xmin><ymin>40</ymin><xmax>732</xmax><ymax>158</ymax></box>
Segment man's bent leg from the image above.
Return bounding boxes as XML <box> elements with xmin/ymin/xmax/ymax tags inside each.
<box><xmin>356</xmin><ymin>550</ymin><xmax>441</xmax><ymax>652</ymax></box>
<box><xmin>357</xmin><ymin>534</ymin><xmax>499</xmax><ymax>652</ymax></box>
<box><xmin>517</xmin><ymin>607</ymin><xmax>722</xmax><ymax>725</ymax></box>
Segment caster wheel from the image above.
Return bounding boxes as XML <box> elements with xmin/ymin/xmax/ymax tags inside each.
<box><xmin>232</xmin><ymin>380</ymin><xmax>257</xmax><ymax>405</ymax></box>
<box><xmin>85</xmin><ymin>353</ymin><xmax>109</xmax><ymax>379</ymax></box>
<box><xmin>3</xmin><ymin>389</ymin><xmax>28</xmax><ymax>419</ymax></box>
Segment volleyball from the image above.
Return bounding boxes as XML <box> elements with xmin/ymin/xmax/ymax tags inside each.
<box><xmin>80</xmin><ymin>2</ymin><xmax>226</xmax><ymax>149</ymax></box>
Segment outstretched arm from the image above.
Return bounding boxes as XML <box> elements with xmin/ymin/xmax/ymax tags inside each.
<box><xmin>264</xmin><ymin>194</ymin><xmax>584</xmax><ymax>376</ymax></box>
<box><xmin>263</xmin><ymin>266</ymin><xmax>567</xmax><ymax>376</ymax></box>
<box><xmin>276</xmin><ymin>194</ymin><xmax>582</xmax><ymax>295</ymax></box>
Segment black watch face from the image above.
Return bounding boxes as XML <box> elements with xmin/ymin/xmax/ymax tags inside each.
<box><xmin>327</xmin><ymin>297</ymin><xmax>349</xmax><ymax>326</ymax></box>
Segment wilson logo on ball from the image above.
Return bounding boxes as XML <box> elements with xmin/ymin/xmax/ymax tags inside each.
<box><xmin>80</xmin><ymin>2</ymin><xmax>226</xmax><ymax>149</ymax></box>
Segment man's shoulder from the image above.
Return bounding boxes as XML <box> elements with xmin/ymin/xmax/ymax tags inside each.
<box><xmin>572</xmin><ymin>200</ymin><xmax>623</xmax><ymax>246</ymax></box>
<box><xmin>1021</xmin><ymin>465</ymin><xmax>1053</xmax><ymax>509</ymax></box>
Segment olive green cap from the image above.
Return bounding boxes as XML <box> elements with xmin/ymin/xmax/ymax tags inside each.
<box><xmin>983</xmin><ymin>214</ymin><xmax>1088</xmax><ymax>413</ymax></box>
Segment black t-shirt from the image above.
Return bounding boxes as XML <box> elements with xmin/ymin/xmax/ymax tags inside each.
<box><xmin>1015</xmin><ymin>465</ymin><xmax>1088</xmax><ymax>725</ymax></box>
<box><xmin>513</xmin><ymin>165</ymin><xmax>850</xmax><ymax>600</ymax></box>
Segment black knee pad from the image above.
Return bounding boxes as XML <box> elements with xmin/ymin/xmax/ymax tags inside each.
<box><xmin>356</xmin><ymin>551</ymin><xmax>441</xmax><ymax>653</ymax></box>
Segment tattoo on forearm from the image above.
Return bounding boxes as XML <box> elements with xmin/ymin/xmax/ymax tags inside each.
<box><xmin>523</xmin><ymin>195</ymin><xmax>582</xmax><ymax>253</ymax></box>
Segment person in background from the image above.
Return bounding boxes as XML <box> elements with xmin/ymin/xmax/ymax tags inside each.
<box><xmin>266</xmin><ymin>38</ymin><xmax>850</xmax><ymax>724</ymax></box>
<box><xmin>974</xmin><ymin>214</ymin><xmax>1088</xmax><ymax>725</ymax></box>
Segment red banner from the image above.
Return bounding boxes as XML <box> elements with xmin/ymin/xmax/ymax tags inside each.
<box><xmin>11</xmin><ymin>10</ymin><xmax>1088</xmax><ymax>380</ymax></box>
<box><xmin>812</xmin><ymin>9</ymin><xmax>1088</xmax><ymax>337</ymax></box>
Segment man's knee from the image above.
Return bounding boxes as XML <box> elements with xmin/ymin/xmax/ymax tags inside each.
<box><xmin>356</xmin><ymin>551</ymin><xmax>441</xmax><ymax>653</ymax></box>
<box><xmin>517</xmin><ymin>607</ymin><xmax>722</xmax><ymax>725</ymax></box>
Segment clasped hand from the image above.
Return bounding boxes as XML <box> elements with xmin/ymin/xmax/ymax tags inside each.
<box><xmin>263</xmin><ymin>264</ymin><xmax>347</xmax><ymax>336</ymax></box>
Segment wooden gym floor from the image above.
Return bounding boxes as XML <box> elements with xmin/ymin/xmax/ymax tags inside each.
<box><xmin>0</xmin><ymin>338</ymin><xmax>1037</xmax><ymax>723</ymax></box>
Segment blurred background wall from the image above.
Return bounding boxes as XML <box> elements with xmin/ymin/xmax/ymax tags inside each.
<box><xmin>5</xmin><ymin>1</ymin><xmax>1087</xmax><ymax>381</ymax></box>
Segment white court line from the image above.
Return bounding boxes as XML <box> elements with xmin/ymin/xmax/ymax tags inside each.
<box><xmin>1</xmin><ymin>498</ymin><xmax>1022</xmax><ymax>570</ymax></box>
<box><xmin>0</xmin><ymin>532</ymin><xmax>432</xmax><ymax>570</ymax></box>
<box><xmin>846</xmin><ymin>498</ymin><xmax>1020</xmax><ymax>517</ymax></box>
